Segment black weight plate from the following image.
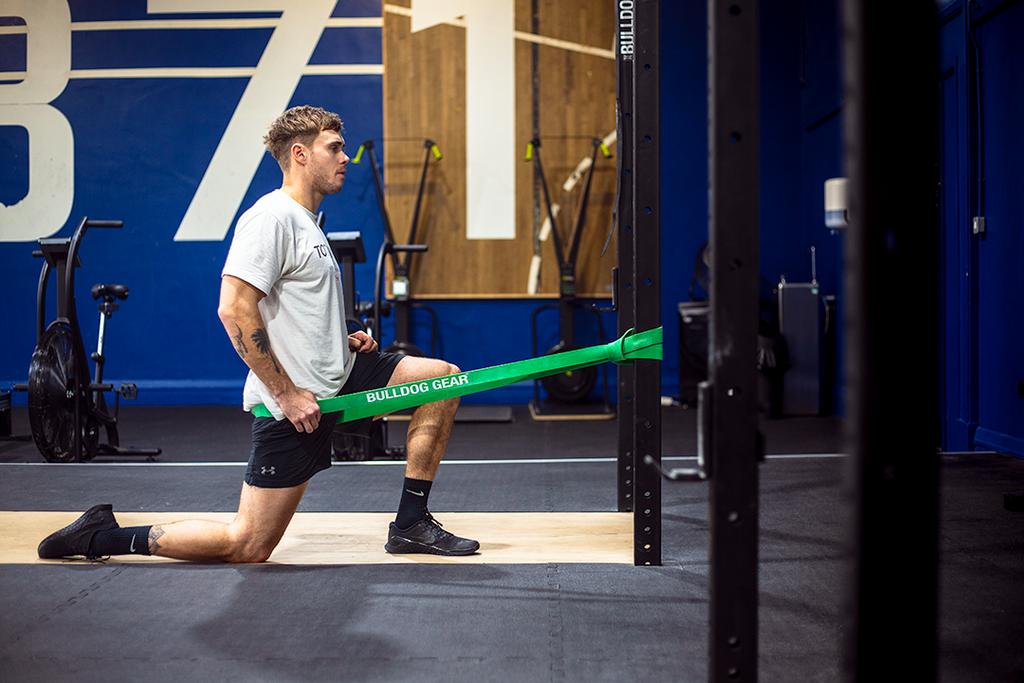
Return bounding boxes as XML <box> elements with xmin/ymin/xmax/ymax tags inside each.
<box><xmin>540</xmin><ymin>345</ymin><xmax>598</xmax><ymax>403</ymax></box>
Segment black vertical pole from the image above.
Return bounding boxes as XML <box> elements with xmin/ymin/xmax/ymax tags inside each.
<box><xmin>841</xmin><ymin>1</ymin><xmax>939</xmax><ymax>681</ymax></box>
<box><xmin>707</xmin><ymin>0</ymin><xmax>760</xmax><ymax>679</ymax></box>
<box><xmin>633</xmin><ymin>0</ymin><xmax>661</xmax><ymax>566</ymax></box>
<box><xmin>616</xmin><ymin>0</ymin><xmax>661</xmax><ymax>565</ymax></box>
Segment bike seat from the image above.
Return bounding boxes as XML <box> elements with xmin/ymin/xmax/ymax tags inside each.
<box><xmin>91</xmin><ymin>283</ymin><xmax>129</xmax><ymax>301</ymax></box>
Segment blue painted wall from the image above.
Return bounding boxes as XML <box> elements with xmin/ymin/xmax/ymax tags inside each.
<box><xmin>1</xmin><ymin>0</ymin><xmax>387</xmax><ymax>405</ymax></box>
<box><xmin>662</xmin><ymin>0</ymin><xmax>847</xmax><ymax>415</ymax></box>
<box><xmin>759</xmin><ymin>0</ymin><xmax>845</xmax><ymax>416</ymax></box>
<box><xmin>0</xmin><ymin>1</ymin><xmax>836</xmax><ymax>409</ymax></box>
<box><xmin>938</xmin><ymin>4</ymin><xmax>977</xmax><ymax>451</ymax></box>
<box><xmin>7</xmin><ymin>0</ymin><xmax>1019</xmax><ymax>459</ymax></box>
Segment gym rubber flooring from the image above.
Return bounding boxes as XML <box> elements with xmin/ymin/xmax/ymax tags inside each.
<box><xmin>1</xmin><ymin>404</ymin><xmax>1022</xmax><ymax>682</ymax></box>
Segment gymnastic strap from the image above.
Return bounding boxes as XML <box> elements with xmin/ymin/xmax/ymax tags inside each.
<box><xmin>250</xmin><ymin>327</ymin><xmax>662</xmax><ymax>423</ymax></box>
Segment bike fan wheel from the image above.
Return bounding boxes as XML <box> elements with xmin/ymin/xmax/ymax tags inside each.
<box><xmin>540</xmin><ymin>344</ymin><xmax>598</xmax><ymax>404</ymax></box>
<box><xmin>27</xmin><ymin>324</ymin><xmax>85</xmax><ymax>462</ymax></box>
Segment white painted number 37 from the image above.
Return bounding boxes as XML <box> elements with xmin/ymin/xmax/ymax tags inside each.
<box><xmin>0</xmin><ymin>0</ymin><xmax>517</xmax><ymax>243</ymax></box>
<box><xmin>0</xmin><ymin>0</ymin><xmax>338</xmax><ymax>243</ymax></box>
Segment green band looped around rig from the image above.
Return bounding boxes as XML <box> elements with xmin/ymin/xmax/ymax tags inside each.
<box><xmin>251</xmin><ymin>327</ymin><xmax>662</xmax><ymax>423</ymax></box>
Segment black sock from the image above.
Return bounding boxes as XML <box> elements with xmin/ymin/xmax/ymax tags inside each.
<box><xmin>396</xmin><ymin>478</ymin><xmax>432</xmax><ymax>529</ymax></box>
<box><xmin>89</xmin><ymin>526</ymin><xmax>153</xmax><ymax>556</ymax></box>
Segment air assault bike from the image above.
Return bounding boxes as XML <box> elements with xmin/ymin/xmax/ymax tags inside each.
<box><xmin>20</xmin><ymin>217</ymin><xmax>161</xmax><ymax>463</ymax></box>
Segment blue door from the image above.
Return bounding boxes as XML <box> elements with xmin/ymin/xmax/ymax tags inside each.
<box><xmin>972</xmin><ymin>4</ymin><xmax>1024</xmax><ymax>457</ymax></box>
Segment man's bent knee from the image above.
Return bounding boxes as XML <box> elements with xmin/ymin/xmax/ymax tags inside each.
<box><xmin>392</xmin><ymin>356</ymin><xmax>461</xmax><ymax>384</ymax></box>
<box><xmin>228</xmin><ymin>547</ymin><xmax>275</xmax><ymax>564</ymax></box>
<box><xmin>432</xmin><ymin>360</ymin><xmax>461</xmax><ymax>380</ymax></box>
<box><xmin>227</xmin><ymin>482</ymin><xmax>304</xmax><ymax>563</ymax></box>
<box><xmin>223</xmin><ymin>528</ymin><xmax>279</xmax><ymax>563</ymax></box>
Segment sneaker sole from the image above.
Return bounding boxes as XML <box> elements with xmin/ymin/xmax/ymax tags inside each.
<box><xmin>384</xmin><ymin>539</ymin><xmax>480</xmax><ymax>556</ymax></box>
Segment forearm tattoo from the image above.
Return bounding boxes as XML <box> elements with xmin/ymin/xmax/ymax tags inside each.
<box><xmin>232</xmin><ymin>324</ymin><xmax>249</xmax><ymax>357</ymax></box>
<box><xmin>251</xmin><ymin>327</ymin><xmax>281</xmax><ymax>374</ymax></box>
<box><xmin>148</xmin><ymin>526</ymin><xmax>165</xmax><ymax>555</ymax></box>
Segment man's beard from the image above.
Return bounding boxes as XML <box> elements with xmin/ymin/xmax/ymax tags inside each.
<box><xmin>311</xmin><ymin>162</ymin><xmax>344</xmax><ymax>195</ymax></box>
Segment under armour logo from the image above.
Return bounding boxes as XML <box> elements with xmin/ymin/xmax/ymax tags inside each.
<box><xmin>261</xmin><ymin>466</ymin><xmax>276</xmax><ymax>475</ymax></box>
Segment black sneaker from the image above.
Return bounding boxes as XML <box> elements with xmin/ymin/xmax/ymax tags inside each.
<box><xmin>38</xmin><ymin>504</ymin><xmax>119</xmax><ymax>560</ymax></box>
<box><xmin>385</xmin><ymin>511</ymin><xmax>479</xmax><ymax>556</ymax></box>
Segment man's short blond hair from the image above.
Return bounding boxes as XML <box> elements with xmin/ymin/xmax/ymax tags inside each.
<box><xmin>263</xmin><ymin>106</ymin><xmax>343</xmax><ymax>171</ymax></box>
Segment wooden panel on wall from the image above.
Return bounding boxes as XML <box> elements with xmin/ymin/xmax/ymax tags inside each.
<box><xmin>382</xmin><ymin>0</ymin><xmax>616</xmax><ymax>297</ymax></box>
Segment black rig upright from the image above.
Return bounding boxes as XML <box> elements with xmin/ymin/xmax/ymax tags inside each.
<box><xmin>615</xmin><ymin>0</ymin><xmax>661</xmax><ymax>567</ymax></box>
<box><xmin>841</xmin><ymin>1</ymin><xmax>939</xmax><ymax>680</ymax></box>
<box><xmin>708</xmin><ymin>0</ymin><xmax>761</xmax><ymax>680</ymax></box>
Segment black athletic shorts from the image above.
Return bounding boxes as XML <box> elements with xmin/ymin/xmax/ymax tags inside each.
<box><xmin>244</xmin><ymin>351</ymin><xmax>404</xmax><ymax>489</ymax></box>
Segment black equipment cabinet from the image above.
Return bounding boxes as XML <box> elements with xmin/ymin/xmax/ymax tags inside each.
<box><xmin>677</xmin><ymin>302</ymin><xmax>709</xmax><ymax>408</ymax></box>
<box><xmin>775</xmin><ymin>280</ymin><xmax>836</xmax><ymax>417</ymax></box>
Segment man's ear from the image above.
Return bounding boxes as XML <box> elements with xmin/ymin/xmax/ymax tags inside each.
<box><xmin>290</xmin><ymin>142</ymin><xmax>307</xmax><ymax>167</ymax></box>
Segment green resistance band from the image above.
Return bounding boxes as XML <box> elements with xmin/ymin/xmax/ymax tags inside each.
<box><xmin>251</xmin><ymin>327</ymin><xmax>662</xmax><ymax>423</ymax></box>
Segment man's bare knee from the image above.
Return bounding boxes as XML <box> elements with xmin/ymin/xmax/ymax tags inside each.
<box><xmin>217</xmin><ymin>482</ymin><xmax>304</xmax><ymax>563</ymax></box>
<box><xmin>220</xmin><ymin>515</ymin><xmax>287</xmax><ymax>563</ymax></box>
<box><xmin>424</xmin><ymin>358</ymin><xmax>460</xmax><ymax>379</ymax></box>
<box><xmin>391</xmin><ymin>356</ymin><xmax>461</xmax><ymax>385</ymax></box>
<box><xmin>235</xmin><ymin>547</ymin><xmax>274</xmax><ymax>564</ymax></box>
<box><xmin>223</xmin><ymin>532</ymin><xmax>277</xmax><ymax>563</ymax></box>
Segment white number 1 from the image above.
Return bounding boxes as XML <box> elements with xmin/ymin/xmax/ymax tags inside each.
<box><xmin>412</xmin><ymin>0</ymin><xmax>516</xmax><ymax>240</ymax></box>
<box><xmin>148</xmin><ymin>0</ymin><xmax>338</xmax><ymax>242</ymax></box>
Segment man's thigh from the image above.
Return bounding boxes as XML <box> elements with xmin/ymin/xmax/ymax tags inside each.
<box><xmin>233</xmin><ymin>480</ymin><xmax>308</xmax><ymax>551</ymax></box>
<box><xmin>246</xmin><ymin>414</ymin><xmax>334</xmax><ymax>487</ymax></box>
<box><xmin>342</xmin><ymin>351</ymin><xmax>403</xmax><ymax>395</ymax></box>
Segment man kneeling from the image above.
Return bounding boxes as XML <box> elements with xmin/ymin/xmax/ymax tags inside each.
<box><xmin>38</xmin><ymin>106</ymin><xmax>477</xmax><ymax>562</ymax></box>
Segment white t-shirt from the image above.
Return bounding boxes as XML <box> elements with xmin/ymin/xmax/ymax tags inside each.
<box><xmin>222</xmin><ymin>189</ymin><xmax>354</xmax><ymax>420</ymax></box>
